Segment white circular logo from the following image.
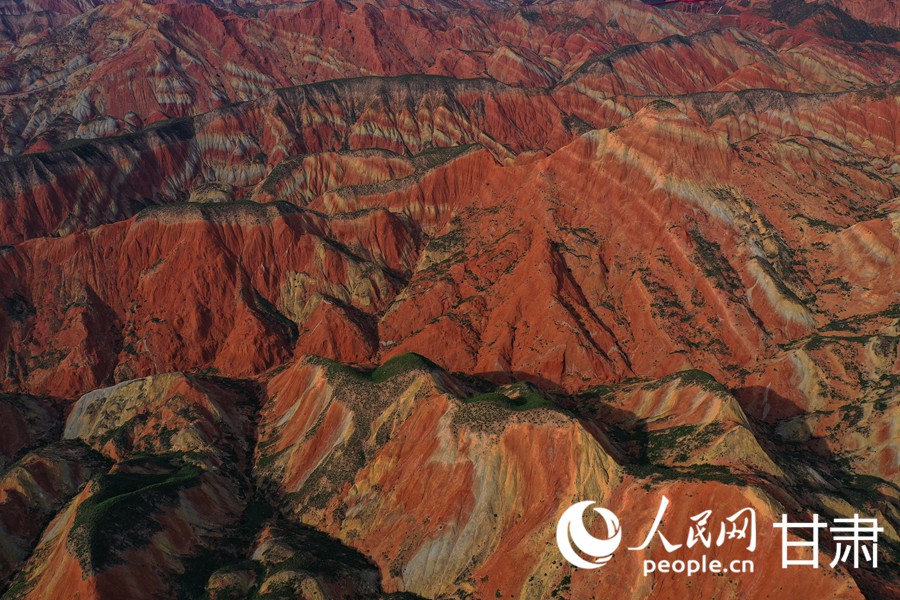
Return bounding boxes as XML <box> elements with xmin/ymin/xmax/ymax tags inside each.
<box><xmin>556</xmin><ymin>501</ymin><xmax>622</xmax><ymax>569</ymax></box>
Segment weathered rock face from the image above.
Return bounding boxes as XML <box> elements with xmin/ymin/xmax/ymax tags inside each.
<box><xmin>244</xmin><ymin>523</ymin><xmax>383</xmax><ymax>600</ymax></box>
<box><xmin>0</xmin><ymin>203</ymin><xmax>424</xmax><ymax>397</ymax></box>
<box><xmin>252</xmin><ymin>356</ymin><xmax>884</xmax><ymax>599</ymax></box>
<box><xmin>0</xmin><ymin>77</ymin><xmax>578</xmax><ymax>243</ymax></box>
<box><xmin>5</xmin><ymin>373</ymin><xmax>257</xmax><ymax>600</ymax></box>
<box><xmin>2</xmin><ymin>0</ymin><xmax>900</xmax><ymax>242</ymax></box>
<box><xmin>0</xmin><ymin>0</ymin><xmax>723</xmax><ymax>156</ymax></box>
<box><xmin>0</xmin><ymin>441</ymin><xmax>105</xmax><ymax>585</ymax></box>
<box><xmin>62</xmin><ymin>372</ymin><xmax>258</xmax><ymax>463</ymax></box>
<box><xmin>0</xmin><ymin>394</ymin><xmax>62</xmax><ymax>471</ymax></box>
<box><xmin>2</xmin><ymin>87</ymin><xmax>897</xmax><ymax>403</ymax></box>
<box><xmin>0</xmin><ymin>355</ymin><xmax>896</xmax><ymax>598</ymax></box>
<box><xmin>371</xmin><ymin>90</ymin><xmax>897</xmax><ymax>397</ymax></box>
<box><xmin>1</xmin><ymin>0</ymin><xmax>897</xmax><ymax>598</ymax></box>
<box><xmin>254</xmin><ymin>356</ymin><xmax>619</xmax><ymax>599</ymax></box>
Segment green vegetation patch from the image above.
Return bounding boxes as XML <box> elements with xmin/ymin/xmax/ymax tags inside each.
<box><xmin>465</xmin><ymin>390</ymin><xmax>555</xmax><ymax>411</ymax></box>
<box><xmin>307</xmin><ymin>352</ymin><xmax>437</xmax><ymax>385</ymax></box>
<box><xmin>646</xmin><ymin>99</ymin><xmax>677</xmax><ymax>111</ymax></box>
<box><xmin>804</xmin><ymin>333</ymin><xmax>872</xmax><ymax>350</ymax></box>
<box><xmin>305</xmin><ymin>355</ymin><xmax>368</xmax><ymax>381</ymax></box>
<box><xmin>624</xmin><ymin>463</ymin><xmax>742</xmax><ymax>486</ymax></box>
<box><xmin>646</xmin><ymin>421</ymin><xmax>727</xmax><ymax>463</ymax></box>
<box><xmin>370</xmin><ymin>353</ymin><xmax>437</xmax><ymax>383</ymax></box>
<box><xmin>645</xmin><ymin>369</ymin><xmax>729</xmax><ymax>394</ymax></box>
<box><xmin>250</xmin><ymin>523</ymin><xmax>379</xmax><ymax>600</ymax></box>
<box><xmin>690</xmin><ymin>229</ymin><xmax>742</xmax><ymax>294</ymax></box>
<box><xmin>286</xmin><ymin>355</ymin><xmax>440</xmax><ymax>511</ymax></box>
<box><xmin>67</xmin><ymin>456</ymin><xmax>203</xmax><ymax>573</ymax></box>
<box><xmin>822</xmin><ymin>303</ymin><xmax>900</xmax><ymax>332</ymax></box>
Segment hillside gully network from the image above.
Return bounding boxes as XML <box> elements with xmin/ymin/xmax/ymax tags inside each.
<box><xmin>556</xmin><ymin>496</ymin><xmax>883</xmax><ymax>577</ymax></box>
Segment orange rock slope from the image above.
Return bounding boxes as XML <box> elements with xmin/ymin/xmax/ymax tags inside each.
<box><xmin>0</xmin><ymin>0</ymin><xmax>898</xmax><ymax>599</ymax></box>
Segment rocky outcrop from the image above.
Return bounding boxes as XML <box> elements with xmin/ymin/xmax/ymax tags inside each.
<box><xmin>1</xmin><ymin>86</ymin><xmax>896</xmax><ymax>408</ymax></box>
<box><xmin>0</xmin><ymin>394</ymin><xmax>62</xmax><ymax>471</ymax></box>
<box><xmin>0</xmin><ymin>203</ymin><xmax>420</xmax><ymax>397</ymax></box>
<box><xmin>1</xmin><ymin>0</ymin><xmax>897</xmax><ymax>598</ymax></box>
<box><xmin>251</xmin><ymin>355</ymin><xmax>881</xmax><ymax>599</ymax></box>
<box><xmin>0</xmin><ymin>441</ymin><xmax>104</xmax><ymax>585</ymax></box>
<box><xmin>0</xmin><ymin>354</ymin><xmax>894</xmax><ymax>598</ymax></box>
<box><xmin>0</xmin><ymin>77</ymin><xmax>578</xmax><ymax>243</ymax></box>
<box><xmin>5</xmin><ymin>372</ymin><xmax>256</xmax><ymax>599</ymax></box>
<box><xmin>0</xmin><ymin>0</ymin><xmax>719</xmax><ymax>156</ymax></box>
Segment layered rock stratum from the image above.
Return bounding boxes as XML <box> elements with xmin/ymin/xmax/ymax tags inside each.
<box><xmin>0</xmin><ymin>0</ymin><xmax>897</xmax><ymax>598</ymax></box>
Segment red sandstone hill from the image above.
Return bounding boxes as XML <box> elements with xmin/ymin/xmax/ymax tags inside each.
<box><xmin>0</xmin><ymin>0</ymin><xmax>898</xmax><ymax>598</ymax></box>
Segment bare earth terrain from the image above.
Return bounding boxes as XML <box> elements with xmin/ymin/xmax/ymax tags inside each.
<box><xmin>0</xmin><ymin>0</ymin><xmax>898</xmax><ymax>598</ymax></box>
